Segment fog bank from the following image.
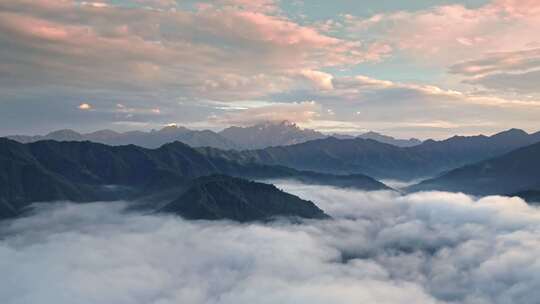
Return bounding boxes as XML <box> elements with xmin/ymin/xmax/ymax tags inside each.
<box><xmin>1</xmin><ymin>183</ymin><xmax>540</xmax><ymax>304</ymax></box>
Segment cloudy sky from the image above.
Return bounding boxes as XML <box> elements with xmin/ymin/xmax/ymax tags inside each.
<box><xmin>1</xmin><ymin>0</ymin><xmax>540</xmax><ymax>138</ymax></box>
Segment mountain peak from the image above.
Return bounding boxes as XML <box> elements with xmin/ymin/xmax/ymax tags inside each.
<box><xmin>87</xmin><ymin>129</ymin><xmax>120</xmax><ymax>137</ymax></box>
<box><xmin>279</xmin><ymin>120</ymin><xmax>297</xmax><ymax>127</ymax></box>
<box><xmin>159</xmin><ymin>174</ymin><xmax>329</xmax><ymax>221</ymax></box>
<box><xmin>256</xmin><ymin>120</ymin><xmax>299</xmax><ymax>129</ymax></box>
<box><xmin>45</xmin><ymin>129</ymin><xmax>84</xmax><ymax>141</ymax></box>
<box><xmin>157</xmin><ymin>125</ymin><xmax>190</xmax><ymax>133</ymax></box>
<box><xmin>46</xmin><ymin>129</ymin><xmax>81</xmax><ymax>136</ymax></box>
<box><xmin>219</xmin><ymin>121</ymin><xmax>324</xmax><ymax>149</ymax></box>
<box><xmin>491</xmin><ymin>128</ymin><xmax>529</xmax><ymax>138</ymax></box>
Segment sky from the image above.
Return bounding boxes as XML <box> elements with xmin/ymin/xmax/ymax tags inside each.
<box><xmin>1</xmin><ymin>0</ymin><xmax>540</xmax><ymax>139</ymax></box>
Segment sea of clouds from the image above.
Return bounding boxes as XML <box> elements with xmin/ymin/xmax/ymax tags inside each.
<box><xmin>1</xmin><ymin>181</ymin><xmax>540</xmax><ymax>304</ymax></box>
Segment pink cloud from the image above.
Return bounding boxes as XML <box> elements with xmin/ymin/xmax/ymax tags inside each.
<box><xmin>1</xmin><ymin>13</ymin><xmax>70</xmax><ymax>41</ymax></box>
<box><xmin>193</xmin><ymin>8</ymin><xmax>376</xmax><ymax>69</ymax></box>
<box><xmin>495</xmin><ymin>0</ymin><xmax>540</xmax><ymax>17</ymax></box>
<box><xmin>342</xmin><ymin>0</ymin><xmax>540</xmax><ymax>96</ymax></box>
<box><xmin>299</xmin><ymin>69</ymin><xmax>334</xmax><ymax>90</ymax></box>
<box><xmin>345</xmin><ymin>0</ymin><xmax>540</xmax><ymax>64</ymax></box>
<box><xmin>450</xmin><ymin>48</ymin><xmax>540</xmax><ymax>94</ymax></box>
<box><xmin>450</xmin><ymin>48</ymin><xmax>540</xmax><ymax>76</ymax></box>
<box><xmin>0</xmin><ymin>0</ymin><xmax>387</xmax><ymax>100</ymax></box>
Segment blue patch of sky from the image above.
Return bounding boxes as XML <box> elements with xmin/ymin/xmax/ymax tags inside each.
<box><xmin>324</xmin><ymin>56</ymin><xmax>447</xmax><ymax>85</ymax></box>
<box><xmin>280</xmin><ymin>1</ymin><xmax>491</xmax><ymax>85</ymax></box>
<box><xmin>282</xmin><ymin>0</ymin><xmax>490</xmax><ymax>20</ymax></box>
<box><xmin>90</xmin><ymin>0</ymin><xmax>491</xmax><ymax>13</ymax></box>
<box><xmin>101</xmin><ymin>0</ymin><xmax>474</xmax><ymax>86</ymax></box>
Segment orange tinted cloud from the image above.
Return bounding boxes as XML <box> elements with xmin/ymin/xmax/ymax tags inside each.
<box><xmin>78</xmin><ymin>103</ymin><xmax>92</xmax><ymax>110</ymax></box>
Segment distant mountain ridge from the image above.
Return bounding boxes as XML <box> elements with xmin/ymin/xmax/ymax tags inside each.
<box><xmin>218</xmin><ymin>121</ymin><xmax>422</xmax><ymax>148</ymax></box>
<box><xmin>5</xmin><ymin>121</ymin><xmax>424</xmax><ymax>149</ymax></box>
<box><xmin>8</xmin><ymin>126</ymin><xmax>538</xmax><ymax>181</ymax></box>
<box><xmin>357</xmin><ymin>131</ymin><xmax>422</xmax><ymax>147</ymax></box>
<box><xmin>407</xmin><ymin>141</ymin><xmax>540</xmax><ymax>199</ymax></box>
<box><xmin>7</xmin><ymin>126</ymin><xmax>239</xmax><ymax>150</ymax></box>
<box><xmin>198</xmin><ymin>128</ymin><xmax>540</xmax><ymax>180</ymax></box>
<box><xmin>218</xmin><ymin>121</ymin><xmax>326</xmax><ymax>149</ymax></box>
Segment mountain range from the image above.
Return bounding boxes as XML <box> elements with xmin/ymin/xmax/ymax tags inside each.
<box><xmin>3</xmin><ymin>126</ymin><xmax>540</xmax><ymax>220</ymax></box>
<box><xmin>7</xmin><ymin>127</ymin><xmax>239</xmax><ymax>150</ymax></box>
<box><xmin>0</xmin><ymin>138</ymin><xmax>388</xmax><ymax>220</ymax></box>
<box><xmin>356</xmin><ymin>131</ymin><xmax>422</xmax><ymax>147</ymax></box>
<box><xmin>408</xmin><ymin>141</ymin><xmax>540</xmax><ymax>199</ymax></box>
<box><xmin>198</xmin><ymin>128</ymin><xmax>540</xmax><ymax>180</ymax></box>
<box><xmin>218</xmin><ymin>121</ymin><xmax>325</xmax><ymax>149</ymax></box>
<box><xmin>5</xmin><ymin>121</ymin><xmax>422</xmax><ymax>149</ymax></box>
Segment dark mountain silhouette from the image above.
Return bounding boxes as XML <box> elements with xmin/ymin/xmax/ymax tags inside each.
<box><xmin>408</xmin><ymin>141</ymin><xmax>540</xmax><ymax>197</ymax></box>
<box><xmin>158</xmin><ymin>175</ymin><xmax>329</xmax><ymax>221</ymax></box>
<box><xmin>198</xmin><ymin>128</ymin><xmax>540</xmax><ymax>180</ymax></box>
<box><xmin>199</xmin><ymin>137</ymin><xmax>418</xmax><ymax>179</ymax></box>
<box><xmin>0</xmin><ymin>139</ymin><xmax>386</xmax><ymax>220</ymax></box>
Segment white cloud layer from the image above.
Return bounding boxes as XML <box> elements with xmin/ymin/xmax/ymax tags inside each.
<box><xmin>1</xmin><ymin>182</ymin><xmax>540</xmax><ymax>304</ymax></box>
